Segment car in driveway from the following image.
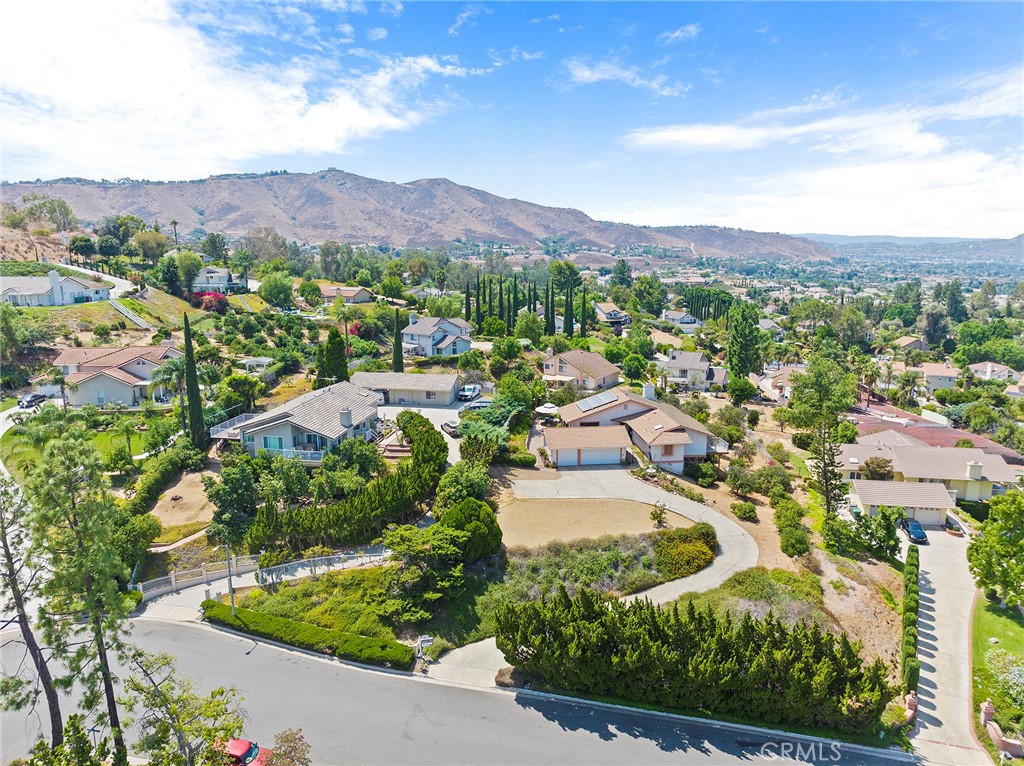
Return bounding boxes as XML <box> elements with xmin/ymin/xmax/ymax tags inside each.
<box><xmin>457</xmin><ymin>384</ymin><xmax>481</xmax><ymax>401</ymax></box>
<box><xmin>225</xmin><ymin>739</ymin><xmax>272</xmax><ymax>765</ymax></box>
<box><xmin>458</xmin><ymin>397</ymin><xmax>492</xmax><ymax>415</ymax></box>
<box><xmin>900</xmin><ymin>517</ymin><xmax>929</xmax><ymax>544</ymax></box>
<box><xmin>18</xmin><ymin>393</ymin><xmax>48</xmax><ymax>409</ymax></box>
<box><xmin>441</xmin><ymin>419</ymin><xmax>462</xmax><ymax>437</ymax></box>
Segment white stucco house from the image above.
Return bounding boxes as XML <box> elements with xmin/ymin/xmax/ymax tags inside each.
<box><xmin>350</xmin><ymin>371</ymin><xmax>460</xmax><ymax>406</ymax></box>
<box><xmin>2</xmin><ymin>270</ymin><xmax>110</xmax><ymax>306</ymax></box>
<box><xmin>401</xmin><ymin>315</ymin><xmax>473</xmax><ymax>357</ymax></box>
<box><xmin>44</xmin><ymin>344</ymin><xmax>183</xmax><ymax>407</ymax></box>
<box><xmin>660</xmin><ymin>309</ymin><xmax>703</xmax><ymax>334</ymax></box>
<box><xmin>191</xmin><ymin>266</ymin><xmax>240</xmax><ymax>294</ymax></box>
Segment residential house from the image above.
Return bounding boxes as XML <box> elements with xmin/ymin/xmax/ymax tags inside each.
<box><xmin>240</xmin><ymin>357</ymin><xmax>274</xmax><ymax>373</ymax></box>
<box><xmin>1006</xmin><ymin>380</ymin><xmax>1024</xmax><ymax>399</ymax></box>
<box><xmin>857</xmin><ymin>429</ymin><xmax>929</xmax><ymax>448</ymax></box>
<box><xmin>534</xmin><ymin>305</ymin><xmax>566</xmax><ymax>334</ymax></box>
<box><xmin>848</xmin><ymin>480</ymin><xmax>957</xmax><ymax>526</ymax></box>
<box><xmin>658</xmin><ymin>351</ymin><xmax>712</xmax><ymax>391</ymax></box>
<box><xmin>660</xmin><ymin>309</ymin><xmax>703</xmax><ymax>334</ymax></box>
<box><xmin>350</xmin><ymin>371</ymin><xmax>460</xmax><ymax>406</ymax></box>
<box><xmin>236</xmin><ymin>381</ymin><xmax>380</xmax><ymax>465</ymax></box>
<box><xmin>542</xmin><ymin>349</ymin><xmax>619</xmax><ymax>391</ymax></box>
<box><xmin>320</xmin><ymin>284</ymin><xmax>375</xmax><ymax>304</ymax></box>
<box><xmin>917</xmin><ymin>362</ymin><xmax>958</xmax><ymax>397</ymax></box>
<box><xmin>44</xmin><ymin>344</ymin><xmax>183</xmax><ymax>407</ymax></box>
<box><xmin>836</xmin><ymin>443</ymin><xmax>1019</xmax><ymax>501</ymax></box>
<box><xmin>594</xmin><ymin>302</ymin><xmax>630</xmax><ymax>328</ymax></box>
<box><xmin>758</xmin><ymin>318</ymin><xmax>784</xmax><ymax>341</ymax></box>
<box><xmin>754</xmin><ymin>365</ymin><xmax>804</xmax><ymax>402</ymax></box>
<box><xmin>556</xmin><ymin>384</ymin><xmax>718</xmax><ymax>473</ymax></box>
<box><xmin>192</xmin><ymin>267</ymin><xmax>238</xmax><ymax>294</ymax></box>
<box><xmin>969</xmin><ymin>361</ymin><xmax>1022</xmax><ymax>383</ymax></box>
<box><xmin>544</xmin><ymin>425</ymin><xmax>632</xmax><ymax>468</ymax></box>
<box><xmin>400</xmin><ymin>315</ymin><xmax>473</xmax><ymax>357</ymax></box>
<box><xmin>894</xmin><ymin>336</ymin><xmax>930</xmax><ymax>353</ymax></box>
<box><xmin>2</xmin><ymin>270</ymin><xmax>110</xmax><ymax>307</ymax></box>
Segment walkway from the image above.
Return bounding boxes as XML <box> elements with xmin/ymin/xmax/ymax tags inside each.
<box><xmin>912</xmin><ymin>533</ymin><xmax>988</xmax><ymax>765</ymax></box>
<box><xmin>53</xmin><ymin>261</ymin><xmax>134</xmax><ymax>298</ymax></box>
<box><xmin>433</xmin><ymin>466</ymin><xmax>759</xmax><ymax>688</ymax></box>
<box><xmin>110</xmin><ymin>298</ymin><xmax>154</xmax><ymax>329</ymax></box>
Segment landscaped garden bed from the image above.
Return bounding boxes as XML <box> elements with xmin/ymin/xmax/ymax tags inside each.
<box><xmin>972</xmin><ymin>598</ymin><xmax>1024</xmax><ymax>759</ymax></box>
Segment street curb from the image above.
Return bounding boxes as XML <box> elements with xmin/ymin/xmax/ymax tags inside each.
<box><xmin>505</xmin><ymin>685</ymin><xmax>917</xmax><ymax>762</ymax></box>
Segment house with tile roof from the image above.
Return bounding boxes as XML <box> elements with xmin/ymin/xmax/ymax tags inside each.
<box><xmin>542</xmin><ymin>349</ymin><xmax>619</xmax><ymax>391</ymax></box>
<box><xmin>894</xmin><ymin>335</ymin><xmax>930</xmax><ymax>353</ymax></box>
<box><xmin>401</xmin><ymin>314</ymin><xmax>472</xmax><ymax>357</ymax></box>
<box><xmin>848</xmin><ymin>480</ymin><xmax>957</xmax><ymax>526</ymax></box>
<box><xmin>659</xmin><ymin>309</ymin><xmax>703</xmax><ymax>334</ymax></box>
<box><xmin>594</xmin><ymin>301</ymin><xmax>629</xmax><ymax>328</ymax></box>
<box><xmin>555</xmin><ymin>384</ymin><xmax>719</xmax><ymax>472</ymax></box>
<box><xmin>2</xmin><ymin>270</ymin><xmax>110</xmax><ymax>307</ymax></box>
<box><xmin>43</xmin><ymin>344</ymin><xmax>183</xmax><ymax>407</ymax></box>
<box><xmin>968</xmin><ymin>361</ymin><xmax>1022</xmax><ymax>383</ymax></box>
<box><xmin>235</xmin><ymin>381</ymin><xmax>380</xmax><ymax>464</ymax></box>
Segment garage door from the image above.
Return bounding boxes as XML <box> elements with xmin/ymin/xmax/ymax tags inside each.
<box><xmin>555</xmin><ymin>449</ymin><xmax>578</xmax><ymax>467</ymax></box>
<box><xmin>580</xmin><ymin>448</ymin><xmax>621</xmax><ymax>466</ymax></box>
<box><xmin>909</xmin><ymin>508</ymin><xmax>945</xmax><ymax>526</ymax></box>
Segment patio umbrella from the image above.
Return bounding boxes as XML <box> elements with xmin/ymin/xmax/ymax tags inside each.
<box><xmin>534</xmin><ymin>403</ymin><xmax>559</xmax><ymax>416</ymax></box>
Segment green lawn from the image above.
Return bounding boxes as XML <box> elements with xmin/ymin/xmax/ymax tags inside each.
<box><xmin>972</xmin><ymin>598</ymin><xmax>1024</xmax><ymax>755</ymax></box>
<box><xmin>0</xmin><ymin>398</ymin><xmax>17</xmax><ymax>413</ymax></box>
<box><xmin>154</xmin><ymin>520</ymin><xmax>209</xmax><ymax>546</ymax></box>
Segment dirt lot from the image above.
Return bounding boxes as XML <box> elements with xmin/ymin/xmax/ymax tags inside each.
<box><xmin>149</xmin><ymin>453</ymin><xmax>220</xmax><ymax>529</ymax></box>
<box><xmin>496</xmin><ymin>498</ymin><xmax>690</xmax><ymax>548</ymax></box>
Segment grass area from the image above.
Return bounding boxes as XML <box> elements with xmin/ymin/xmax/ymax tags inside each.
<box><xmin>972</xmin><ymin>597</ymin><xmax>1024</xmax><ymax>753</ymax></box>
<box><xmin>0</xmin><ymin>398</ymin><xmax>16</xmax><ymax>413</ymax></box>
<box><xmin>804</xmin><ymin>488</ymin><xmax>826</xmax><ymax>534</ymax></box>
<box><xmin>508</xmin><ymin>416</ymin><xmax>530</xmax><ymax>452</ymax></box>
<box><xmin>134</xmin><ymin>289</ymin><xmax>205</xmax><ymax>326</ymax></box>
<box><xmin>154</xmin><ymin>520</ymin><xmax>209</xmax><ymax>546</ymax></box>
<box><xmin>261</xmin><ymin>373</ymin><xmax>313</xmax><ymax>408</ymax></box>
<box><xmin>228</xmin><ymin>293</ymin><xmax>271</xmax><ymax>313</ymax></box>
<box><xmin>789</xmin><ymin>452</ymin><xmax>812</xmax><ymax>479</ymax></box>
<box><xmin>666</xmin><ymin>566</ymin><xmax>831</xmax><ymax>628</ymax></box>
<box><xmin>23</xmin><ymin>301</ymin><xmax>126</xmax><ymax>328</ymax></box>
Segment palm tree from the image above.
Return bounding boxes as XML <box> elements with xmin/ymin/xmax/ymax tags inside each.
<box><xmin>231</xmin><ymin>249</ymin><xmax>254</xmax><ymax>291</ymax></box>
<box><xmin>151</xmin><ymin>357</ymin><xmax>188</xmax><ymax>433</ymax></box>
<box><xmin>332</xmin><ymin>303</ymin><xmax>352</xmax><ymax>358</ymax></box>
<box><xmin>882</xmin><ymin>361</ymin><xmax>895</xmax><ymax>399</ymax></box>
<box><xmin>862</xmin><ymin>361</ymin><xmax>880</xmax><ymax>409</ymax></box>
<box><xmin>46</xmin><ymin>366</ymin><xmax>77</xmax><ymax>412</ymax></box>
<box><xmin>893</xmin><ymin>370</ymin><xmax>922</xmax><ymax>408</ymax></box>
<box><xmin>435</xmin><ymin>267</ymin><xmax>447</xmax><ymax>295</ymax></box>
<box><xmin>112</xmin><ymin>415</ymin><xmax>140</xmax><ymax>459</ymax></box>
<box><xmin>169</xmin><ymin>219</ymin><xmax>179</xmax><ymax>247</ymax></box>
<box><xmin>197</xmin><ymin>363</ymin><xmax>221</xmax><ymax>400</ymax></box>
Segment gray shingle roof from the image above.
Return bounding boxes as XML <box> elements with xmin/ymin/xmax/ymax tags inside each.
<box><xmin>350</xmin><ymin>371</ymin><xmax>460</xmax><ymax>392</ymax></box>
<box><xmin>850</xmin><ymin>480</ymin><xmax>956</xmax><ymax>509</ymax></box>
<box><xmin>240</xmin><ymin>381</ymin><xmax>378</xmax><ymax>440</ymax></box>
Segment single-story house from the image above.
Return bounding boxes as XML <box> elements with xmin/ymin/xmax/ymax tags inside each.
<box><xmin>401</xmin><ymin>315</ymin><xmax>473</xmax><ymax>357</ymax></box>
<box><xmin>236</xmin><ymin>381</ymin><xmax>380</xmax><ymax>465</ymax></box>
<box><xmin>43</xmin><ymin>344</ymin><xmax>182</xmax><ymax>407</ymax></box>
<box><xmin>320</xmin><ymin>284</ymin><xmax>375</xmax><ymax>304</ymax></box>
<box><xmin>543</xmin><ymin>425</ymin><xmax>632</xmax><ymax>468</ymax></box>
<box><xmin>350</xmin><ymin>371</ymin><xmax>460</xmax><ymax>406</ymax></box>
<box><xmin>1006</xmin><ymin>380</ymin><xmax>1024</xmax><ymax>399</ymax></box>
<box><xmin>542</xmin><ymin>348</ymin><xmax>619</xmax><ymax>391</ymax></box>
<box><xmin>2</xmin><ymin>270</ymin><xmax>110</xmax><ymax>307</ymax></box>
<box><xmin>836</xmin><ymin>443</ymin><xmax>1019</xmax><ymax>501</ymax></box>
<box><xmin>660</xmin><ymin>309</ymin><xmax>703</xmax><ymax>334</ymax></box>
<box><xmin>240</xmin><ymin>357</ymin><xmax>275</xmax><ymax>373</ymax></box>
<box><xmin>758</xmin><ymin>318</ymin><xmax>784</xmax><ymax>341</ymax></box>
<box><xmin>848</xmin><ymin>480</ymin><xmax>956</xmax><ymax>526</ymax></box>
<box><xmin>894</xmin><ymin>336</ymin><xmax>930</xmax><ymax>353</ymax></box>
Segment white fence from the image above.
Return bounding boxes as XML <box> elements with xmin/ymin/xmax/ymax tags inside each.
<box><xmin>133</xmin><ymin>554</ymin><xmax>260</xmax><ymax>602</ymax></box>
<box><xmin>210</xmin><ymin>412</ymin><xmax>257</xmax><ymax>439</ymax></box>
<box><xmin>257</xmin><ymin>550</ymin><xmax>387</xmax><ymax>587</ymax></box>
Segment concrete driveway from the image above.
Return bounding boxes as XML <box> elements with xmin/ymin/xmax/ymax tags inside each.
<box><xmin>57</xmin><ymin>261</ymin><xmax>134</xmax><ymax>298</ymax></box>
<box><xmin>911</xmin><ymin>532</ymin><xmax>988</xmax><ymax>765</ymax></box>
<box><xmin>379</xmin><ymin>402</ymin><xmax>463</xmax><ymax>465</ymax></box>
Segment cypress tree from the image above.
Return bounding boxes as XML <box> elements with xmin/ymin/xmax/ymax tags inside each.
<box><xmin>488</xmin><ymin>277</ymin><xmax>494</xmax><ymax>317</ymax></box>
<box><xmin>183</xmin><ymin>313</ymin><xmax>206</xmax><ymax>448</ymax></box>
<box><xmin>498</xmin><ymin>275</ymin><xmax>505</xmax><ymax>323</ymax></box>
<box><xmin>511</xmin><ymin>273</ymin><xmax>518</xmax><ymax>324</ymax></box>
<box><xmin>579</xmin><ymin>282</ymin><xmax>588</xmax><ymax>338</ymax></box>
<box><xmin>392</xmin><ymin>309</ymin><xmax>403</xmax><ymax>372</ymax></box>
<box><xmin>475</xmin><ymin>274</ymin><xmax>482</xmax><ymax>329</ymax></box>
<box><xmin>565</xmin><ymin>283</ymin><xmax>574</xmax><ymax>338</ymax></box>
<box><xmin>315</xmin><ymin>326</ymin><xmax>349</xmax><ymax>389</ymax></box>
<box><xmin>464</xmin><ymin>282</ymin><xmax>471</xmax><ymax>321</ymax></box>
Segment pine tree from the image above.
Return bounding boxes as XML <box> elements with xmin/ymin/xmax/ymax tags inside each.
<box><xmin>726</xmin><ymin>301</ymin><xmax>760</xmax><ymax>377</ymax></box>
<box><xmin>183</xmin><ymin>314</ymin><xmax>206</xmax><ymax>449</ymax></box>
<box><xmin>392</xmin><ymin>309</ymin><xmax>403</xmax><ymax>372</ymax></box>
<box><xmin>487</xmin><ymin>277</ymin><xmax>494</xmax><ymax>317</ymax></box>
<box><xmin>315</xmin><ymin>326</ymin><xmax>349</xmax><ymax>389</ymax></box>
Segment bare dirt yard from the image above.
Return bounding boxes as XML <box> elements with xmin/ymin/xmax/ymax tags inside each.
<box><xmin>148</xmin><ymin>450</ymin><xmax>221</xmax><ymax>543</ymax></box>
<box><xmin>496</xmin><ymin>498</ymin><xmax>691</xmax><ymax>548</ymax></box>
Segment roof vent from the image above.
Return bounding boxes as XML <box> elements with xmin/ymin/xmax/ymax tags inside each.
<box><xmin>653</xmin><ymin>424</ymin><xmax>664</xmax><ymax>431</ymax></box>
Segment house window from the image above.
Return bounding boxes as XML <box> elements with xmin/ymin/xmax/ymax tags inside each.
<box><xmin>663</xmin><ymin>444</ymin><xmax>674</xmax><ymax>457</ymax></box>
<box><xmin>426</xmin><ymin>391</ymin><xmax>436</xmax><ymax>400</ymax></box>
<box><xmin>262</xmin><ymin>436</ymin><xmax>284</xmax><ymax>450</ymax></box>
<box><xmin>558</xmin><ymin>364</ymin><xmax>567</xmax><ymax>373</ymax></box>
<box><xmin>850</xmin><ymin>472</ymin><xmax>862</xmax><ymax>480</ymax></box>
<box><xmin>243</xmin><ymin>434</ymin><xmax>254</xmax><ymax>444</ymax></box>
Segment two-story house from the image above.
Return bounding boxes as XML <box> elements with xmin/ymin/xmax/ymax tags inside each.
<box><xmin>660</xmin><ymin>309</ymin><xmax>703</xmax><ymax>334</ymax></box>
<box><xmin>236</xmin><ymin>382</ymin><xmax>380</xmax><ymax>465</ymax></box>
<box><xmin>192</xmin><ymin>267</ymin><xmax>238</xmax><ymax>294</ymax></box>
<box><xmin>969</xmin><ymin>361</ymin><xmax>1022</xmax><ymax>383</ymax></box>
<box><xmin>917</xmin><ymin>362</ymin><xmax>958</xmax><ymax>397</ymax></box>
<box><xmin>894</xmin><ymin>335</ymin><xmax>930</xmax><ymax>353</ymax></box>
<box><xmin>401</xmin><ymin>315</ymin><xmax>473</xmax><ymax>357</ymax></box>
<box><xmin>594</xmin><ymin>302</ymin><xmax>630</xmax><ymax>328</ymax></box>
<box><xmin>542</xmin><ymin>349</ymin><xmax>619</xmax><ymax>391</ymax></box>
<box><xmin>658</xmin><ymin>351</ymin><xmax>713</xmax><ymax>391</ymax></box>
<box><xmin>43</xmin><ymin>344</ymin><xmax>183</xmax><ymax>407</ymax></box>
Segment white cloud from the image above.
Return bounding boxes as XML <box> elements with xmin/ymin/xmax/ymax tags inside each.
<box><xmin>489</xmin><ymin>47</ymin><xmax>544</xmax><ymax>67</ymax></box>
<box><xmin>529</xmin><ymin>14</ymin><xmax>560</xmax><ymax>24</ymax></box>
<box><xmin>658</xmin><ymin>24</ymin><xmax>700</xmax><ymax>45</ymax></box>
<box><xmin>0</xmin><ymin>1</ymin><xmax>479</xmax><ymax>181</ymax></box>
<box><xmin>379</xmin><ymin>1</ymin><xmax>403</xmax><ymax>17</ymax></box>
<box><xmin>337</xmin><ymin>22</ymin><xmax>355</xmax><ymax>42</ymax></box>
<box><xmin>448</xmin><ymin>5</ymin><xmax>483</xmax><ymax>37</ymax></box>
<box><xmin>367</xmin><ymin>26</ymin><xmax>388</xmax><ymax>41</ymax></box>
<box><xmin>565</xmin><ymin>56</ymin><xmax>688</xmax><ymax>97</ymax></box>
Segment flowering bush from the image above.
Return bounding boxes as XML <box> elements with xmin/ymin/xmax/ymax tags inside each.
<box><xmin>188</xmin><ymin>291</ymin><xmax>228</xmax><ymax>314</ymax></box>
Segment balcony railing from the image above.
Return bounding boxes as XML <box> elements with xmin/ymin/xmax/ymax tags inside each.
<box><xmin>260</xmin><ymin>447</ymin><xmax>324</xmax><ymax>462</ymax></box>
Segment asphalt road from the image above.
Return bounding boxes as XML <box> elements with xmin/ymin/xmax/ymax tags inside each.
<box><xmin>1</xmin><ymin>620</ymin><xmax>909</xmax><ymax>765</ymax></box>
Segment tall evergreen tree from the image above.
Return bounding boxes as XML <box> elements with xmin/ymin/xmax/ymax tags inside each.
<box><xmin>487</xmin><ymin>277</ymin><xmax>494</xmax><ymax>317</ymax></box>
<box><xmin>475</xmin><ymin>275</ymin><xmax>482</xmax><ymax>329</ymax></box>
<box><xmin>314</xmin><ymin>326</ymin><xmax>349</xmax><ymax>389</ymax></box>
<box><xmin>511</xmin><ymin>273</ymin><xmax>518</xmax><ymax>324</ymax></box>
<box><xmin>464</xmin><ymin>282</ymin><xmax>471</xmax><ymax>322</ymax></box>
<box><xmin>392</xmin><ymin>309</ymin><xmax>404</xmax><ymax>372</ymax></box>
<box><xmin>183</xmin><ymin>314</ymin><xmax>206</xmax><ymax>449</ymax></box>
<box><xmin>726</xmin><ymin>301</ymin><xmax>761</xmax><ymax>377</ymax></box>
<box><xmin>579</xmin><ymin>283</ymin><xmax>588</xmax><ymax>338</ymax></box>
<box><xmin>498</xmin><ymin>275</ymin><xmax>505</xmax><ymax>324</ymax></box>
<box><xmin>565</xmin><ymin>283</ymin><xmax>575</xmax><ymax>338</ymax></box>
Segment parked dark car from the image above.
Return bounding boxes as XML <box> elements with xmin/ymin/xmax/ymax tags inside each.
<box><xmin>899</xmin><ymin>517</ymin><xmax>929</xmax><ymax>544</ymax></box>
<box><xmin>18</xmin><ymin>393</ymin><xmax>48</xmax><ymax>409</ymax></box>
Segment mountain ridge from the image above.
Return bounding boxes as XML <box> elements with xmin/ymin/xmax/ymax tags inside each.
<box><xmin>1</xmin><ymin>170</ymin><xmax>836</xmax><ymax>259</ymax></box>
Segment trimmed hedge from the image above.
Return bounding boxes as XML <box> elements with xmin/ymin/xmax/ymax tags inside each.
<box><xmin>901</xmin><ymin>545</ymin><xmax>920</xmax><ymax>692</ymax></box>
<box><xmin>201</xmin><ymin>600</ymin><xmax>413</xmax><ymax>669</ymax></box>
<box><xmin>122</xmin><ymin>445</ymin><xmax>199</xmax><ymax>515</ymax></box>
<box><xmin>651</xmin><ymin>523</ymin><xmax>718</xmax><ymax>579</ymax></box>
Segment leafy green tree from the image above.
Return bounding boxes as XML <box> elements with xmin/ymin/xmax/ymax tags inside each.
<box><xmin>622</xmin><ymin>353</ymin><xmax>646</xmax><ymax>381</ymax></box>
<box><xmin>378</xmin><ymin>524</ymin><xmax>469</xmax><ymax>624</ymax></box>
<box><xmin>548</xmin><ymin>260</ymin><xmax>581</xmax><ymax>292</ymax></box>
<box><xmin>266</xmin><ymin>729</ymin><xmax>313</xmax><ymax>766</ymax></box>
<box><xmin>725</xmin><ymin>461</ymin><xmax>755</xmax><ymax>496</ymax></box>
<box><xmin>200</xmin><ymin>232</ymin><xmax>228</xmax><ymax>262</ymax></box>
<box><xmin>96</xmin><ymin>235</ymin><xmax>121</xmax><ymax>257</ymax></box>
<box><xmin>67</xmin><ymin>235</ymin><xmax>95</xmax><ymax>258</ymax></box>
<box><xmin>153</xmin><ymin>254</ymin><xmax>182</xmax><ymax>295</ymax></box>
<box><xmin>513</xmin><ymin>311</ymin><xmax>543</xmax><ymax>345</ymax></box>
<box><xmin>434</xmin><ymin>459</ymin><xmax>493</xmax><ymax>513</ymax></box>
<box><xmin>481</xmin><ymin>315</ymin><xmax>506</xmax><ymax>337</ymax></box>
<box><xmin>26</xmin><ymin>714</ymin><xmax>108</xmax><ymax>766</ymax></box>
<box><xmin>121</xmin><ymin>650</ymin><xmax>245</xmax><ymax>766</ymax></box>
<box><xmin>134</xmin><ymin>229</ymin><xmax>170</xmax><ymax>265</ymax></box>
<box><xmin>22</xmin><ymin>194</ymin><xmax>78</xmax><ymax>232</ymax></box>
<box><xmin>629</xmin><ymin>275</ymin><xmax>665</xmax><ymax>317</ymax></box>
<box><xmin>726</xmin><ymin>301</ymin><xmax>761</xmax><ymax>378</ymax></box>
<box><xmin>967</xmin><ymin>491</ymin><xmax>1024</xmax><ymax>607</ymax></box>
<box><xmin>183</xmin><ymin>315</ymin><xmax>206</xmax><ymax>449</ymax></box>
<box><xmin>0</xmin><ymin>475</ymin><xmax>64</xmax><ymax>748</ymax></box>
<box><xmin>610</xmin><ymin>259</ymin><xmax>633</xmax><ymax>288</ymax></box>
<box><xmin>727</xmin><ymin>376</ymin><xmax>757</xmax><ymax>406</ymax></box>
<box><xmin>24</xmin><ymin>436</ymin><xmax>132</xmax><ymax>765</ymax></box>
<box><xmin>258</xmin><ymin>271</ymin><xmax>294</xmax><ymax>307</ymax></box>
<box><xmin>175</xmin><ymin>250</ymin><xmax>204</xmax><ymax>293</ymax></box>
<box><xmin>437</xmin><ymin>497</ymin><xmax>502</xmax><ymax>562</ymax></box>
<box><xmin>786</xmin><ymin>355</ymin><xmax>857</xmax><ymax>428</ymax></box>
<box><xmin>392</xmin><ymin>309</ymin><xmax>403</xmax><ymax>372</ymax></box>
<box><xmin>862</xmin><ymin>456</ymin><xmax>894</xmax><ymax>481</ymax></box>
<box><xmin>314</xmin><ymin>326</ymin><xmax>349</xmax><ymax>389</ymax></box>
<box><xmin>153</xmin><ymin>356</ymin><xmax>188</xmax><ymax>433</ymax></box>
<box><xmin>380</xmin><ymin>276</ymin><xmax>405</xmax><ymax>299</ymax></box>
<box><xmin>856</xmin><ymin>505</ymin><xmax>903</xmax><ymax>558</ymax></box>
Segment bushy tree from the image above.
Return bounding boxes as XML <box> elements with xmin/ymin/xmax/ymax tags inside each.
<box><xmin>434</xmin><ymin>460</ymin><xmax>492</xmax><ymax>515</ymax></box>
<box><xmin>258</xmin><ymin>271</ymin><xmax>294</xmax><ymax>307</ymax></box>
<box><xmin>726</xmin><ymin>302</ymin><xmax>761</xmax><ymax>378</ymax></box>
<box><xmin>727</xmin><ymin>376</ymin><xmax>757</xmax><ymax>406</ymax></box>
<box><xmin>862</xmin><ymin>456</ymin><xmax>894</xmax><ymax>481</ymax></box>
<box><xmin>967</xmin><ymin>491</ymin><xmax>1024</xmax><ymax>607</ymax></box>
<box><xmin>314</xmin><ymin>326</ymin><xmax>349</xmax><ymax>389</ymax></box>
<box><xmin>622</xmin><ymin>353</ymin><xmax>646</xmax><ymax>381</ymax></box>
<box><xmin>632</xmin><ymin>274</ymin><xmax>668</xmax><ymax>316</ymax></box>
<box><xmin>437</xmin><ymin>497</ymin><xmax>502</xmax><ymax>562</ymax></box>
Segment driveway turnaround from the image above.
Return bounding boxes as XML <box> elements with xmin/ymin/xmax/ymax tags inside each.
<box><xmin>911</xmin><ymin>533</ymin><xmax>989</xmax><ymax>765</ymax></box>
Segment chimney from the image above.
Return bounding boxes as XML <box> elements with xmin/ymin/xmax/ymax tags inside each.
<box><xmin>642</xmin><ymin>382</ymin><xmax>657</xmax><ymax>401</ymax></box>
<box><xmin>965</xmin><ymin>460</ymin><xmax>983</xmax><ymax>481</ymax></box>
<box><xmin>339</xmin><ymin>409</ymin><xmax>352</xmax><ymax>428</ymax></box>
<box><xmin>545</xmin><ymin>347</ymin><xmax>554</xmax><ymax>359</ymax></box>
<box><xmin>48</xmin><ymin>270</ymin><xmax>61</xmax><ymax>304</ymax></box>
<box><xmin>986</xmin><ymin>362</ymin><xmax>993</xmax><ymax>378</ymax></box>
<box><xmin>408</xmin><ymin>312</ymin><xmax>417</xmax><ymax>325</ymax></box>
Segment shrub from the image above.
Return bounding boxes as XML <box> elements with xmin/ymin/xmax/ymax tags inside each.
<box><xmin>122</xmin><ymin>445</ymin><xmax>202</xmax><ymax>515</ymax></box>
<box><xmin>901</xmin><ymin>656</ymin><xmax>920</xmax><ymax>693</ymax></box>
<box><xmin>495</xmin><ymin>450</ymin><xmax>537</xmax><ymax>468</ymax></box>
<box><xmin>201</xmin><ymin>600</ymin><xmax>413</xmax><ymax>668</ymax></box>
<box><xmin>259</xmin><ymin>548</ymin><xmax>296</xmax><ymax>568</ymax></box>
<box><xmin>652</xmin><ymin>524</ymin><xmax>718</xmax><ymax>579</ymax></box>
<box><xmin>437</xmin><ymin>497</ymin><xmax>502</xmax><ymax>562</ymax></box>
<box><xmin>684</xmin><ymin>461</ymin><xmax>718</xmax><ymax>488</ymax></box>
<box><xmin>422</xmin><ymin>637</ymin><xmax>455</xmax><ymax>662</ymax></box>
<box><xmin>779</xmin><ymin>527</ymin><xmax>810</xmax><ymax>557</ymax></box>
<box><xmin>773</xmin><ymin>500</ymin><xmax>804</xmax><ymax>530</ymax></box>
<box><xmin>752</xmin><ymin>464</ymin><xmax>792</xmax><ymax>496</ymax></box>
<box><xmin>791</xmin><ymin>432</ymin><xmax>814</xmax><ymax>450</ymax></box>
<box><xmin>731</xmin><ymin>501</ymin><xmax>758</xmax><ymax>521</ymax></box>
<box><xmin>766</xmin><ymin>441</ymin><xmax>791</xmax><ymax>465</ymax></box>
<box><xmin>124</xmin><ymin>589</ymin><xmax>143</xmax><ymax>611</ymax></box>
<box><xmin>302</xmin><ymin>545</ymin><xmax>334</xmax><ymax>560</ymax></box>
<box><xmin>434</xmin><ymin>460</ymin><xmax>492</xmax><ymax>515</ymax></box>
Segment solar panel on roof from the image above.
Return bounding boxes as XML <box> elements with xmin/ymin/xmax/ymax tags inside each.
<box><xmin>576</xmin><ymin>390</ymin><xmax>617</xmax><ymax>413</ymax></box>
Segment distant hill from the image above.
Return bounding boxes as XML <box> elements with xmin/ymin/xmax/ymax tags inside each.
<box><xmin>1</xmin><ymin>170</ymin><xmax>834</xmax><ymax>260</ymax></box>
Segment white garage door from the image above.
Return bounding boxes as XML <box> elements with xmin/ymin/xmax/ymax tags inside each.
<box><xmin>554</xmin><ymin>449</ymin><xmax>578</xmax><ymax>467</ymax></box>
<box><xmin>909</xmin><ymin>508</ymin><xmax>945</xmax><ymax>526</ymax></box>
<box><xmin>580</xmin><ymin>448</ymin><xmax>621</xmax><ymax>466</ymax></box>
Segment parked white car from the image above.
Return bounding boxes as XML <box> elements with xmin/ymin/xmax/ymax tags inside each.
<box><xmin>457</xmin><ymin>384</ymin><xmax>481</xmax><ymax>401</ymax></box>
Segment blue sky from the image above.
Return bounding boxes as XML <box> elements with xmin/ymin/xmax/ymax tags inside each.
<box><xmin>2</xmin><ymin>1</ymin><xmax>1021</xmax><ymax>237</ymax></box>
